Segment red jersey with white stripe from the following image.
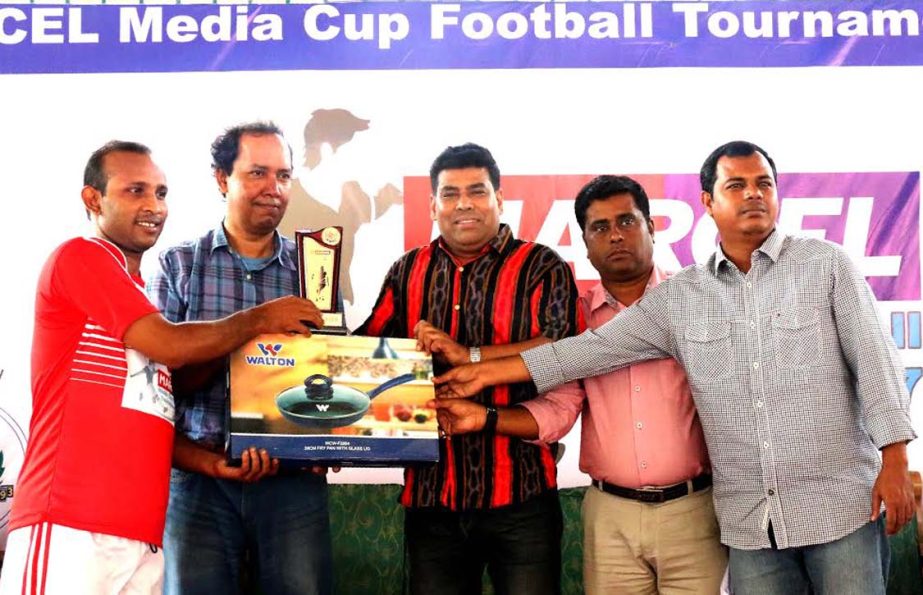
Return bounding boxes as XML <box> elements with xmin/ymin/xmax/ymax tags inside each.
<box><xmin>11</xmin><ymin>237</ymin><xmax>175</xmax><ymax>546</ymax></box>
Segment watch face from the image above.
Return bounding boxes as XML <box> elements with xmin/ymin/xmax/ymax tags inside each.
<box><xmin>470</xmin><ymin>347</ymin><xmax>481</xmax><ymax>363</ymax></box>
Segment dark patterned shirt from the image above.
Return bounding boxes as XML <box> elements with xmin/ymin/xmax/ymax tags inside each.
<box><xmin>358</xmin><ymin>224</ymin><xmax>582</xmax><ymax>510</ymax></box>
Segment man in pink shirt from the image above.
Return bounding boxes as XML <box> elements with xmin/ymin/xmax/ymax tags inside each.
<box><xmin>427</xmin><ymin>175</ymin><xmax>727</xmax><ymax>594</ymax></box>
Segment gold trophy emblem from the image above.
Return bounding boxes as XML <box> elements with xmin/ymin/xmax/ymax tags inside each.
<box><xmin>296</xmin><ymin>226</ymin><xmax>347</xmax><ymax>335</ymax></box>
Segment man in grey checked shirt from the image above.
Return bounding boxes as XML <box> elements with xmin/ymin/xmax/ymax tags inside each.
<box><xmin>434</xmin><ymin>141</ymin><xmax>916</xmax><ymax>595</ymax></box>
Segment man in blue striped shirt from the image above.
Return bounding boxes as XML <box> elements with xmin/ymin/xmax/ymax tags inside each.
<box><xmin>149</xmin><ymin>122</ymin><xmax>332</xmax><ymax>595</ymax></box>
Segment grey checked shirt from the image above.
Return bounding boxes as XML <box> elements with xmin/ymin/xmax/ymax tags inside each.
<box><xmin>523</xmin><ymin>230</ymin><xmax>915</xmax><ymax>550</ymax></box>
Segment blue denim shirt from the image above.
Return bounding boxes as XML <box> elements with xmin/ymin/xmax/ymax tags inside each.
<box><xmin>148</xmin><ymin>223</ymin><xmax>299</xmax><ymax>447</ymax></box>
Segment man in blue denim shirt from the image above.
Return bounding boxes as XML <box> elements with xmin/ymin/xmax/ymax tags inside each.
<box><xmin>149</xmin><ymin>122</ymin><xmax>331</xmax><ymax>595</ymax></box>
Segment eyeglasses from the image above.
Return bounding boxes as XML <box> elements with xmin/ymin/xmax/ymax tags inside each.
<box><xmin>587</xmin><ymin>215</ymin><xmax>644</xmax><ymax>237</ymax></box>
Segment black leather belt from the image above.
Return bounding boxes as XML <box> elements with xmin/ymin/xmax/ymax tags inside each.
<box><xmin>593</xmin><ymin>474</ymin><xmax>712</xmax><ymax>504</ymax></box>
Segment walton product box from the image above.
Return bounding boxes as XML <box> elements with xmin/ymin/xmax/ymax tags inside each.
<box><xmin>227</xmin><ymin>334</ymin><xmax>439</xmax><ymax>467</ymax></box>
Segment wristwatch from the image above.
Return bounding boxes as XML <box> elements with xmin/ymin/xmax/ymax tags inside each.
<box><xmin>483</xmin><ymin>406</ymin><xmax>498</xmax><ymax>434</ymax></box>
<box><xmin>469</xmin><ymin>346</ymin><xmax>481</xmax><ymax>363</ymax></box>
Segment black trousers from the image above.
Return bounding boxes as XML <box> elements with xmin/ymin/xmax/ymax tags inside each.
<box><xmin>404</xmin><ymin>491</ymin><xmax>563</xmax><ymax>595</ymax></box>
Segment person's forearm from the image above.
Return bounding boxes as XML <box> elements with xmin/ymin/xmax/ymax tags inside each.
<box><xmin>172</xmin><ymin>434</ymin><xmax>222</xmax><ymax>476</ymax></box>
<box><xmin>496</xmin><ymin>406</ymin><xmax>540</xmax><ymax>439</ymax></box>
<box><xmin>434</xmin><ymin>352</ymin><xmax>537</xmax><ymax>400</ymax></box>
<box><xmin>442</xmin><ymin>402</ymin><xmax>540</xmax><ymax>439</ymax></box>
<box><xmin>168</xmin><ymin>308</ymin><xmax>267</xmax><ymax>367</ymax></box>
<box><xmin>482</xmin><ymin>355</ymin><xmax>533</xmax><ymax>385</ymax></box>
<box><xmin>479</xmin><ymin>336</ymin><xmax>551</xmax><ymax>361</ymax></box>
<box><xmin>881</xmin><ymin>441</ymin><xmax>909</xmax><ymax>469</ymax></box>
<box><xmin>125</xmin><ymin>308</ymin><xmax>273</xmax><ymax>369</ymax></box>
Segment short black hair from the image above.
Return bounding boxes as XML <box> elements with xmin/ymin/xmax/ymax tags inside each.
<box><xmin>83</xmin><ymin>140</ymin><xmax>151</xmax><ymax>193</ymax></box>
<box><xmin>700</xmin><ymin>140</ymin><xmax>777</xmax><ymax>194</ymax></box>
<box><xmin>429</xmin><ymin>143</ymin><xmax>500</xmax><ymax>193</ymax></box>
<box><xmin>210</xmin><ymin>121</ymin><xmax>292</xmax><ymax>176</ymax></box>
<box><xmin>574</xmin><ymin>175</ymin><xmax>651</xmax><ymax>231</ymax></box>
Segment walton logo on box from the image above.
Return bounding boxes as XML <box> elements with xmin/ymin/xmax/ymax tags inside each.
<box><xmin>246</xmin><ymin>343</ymin><xmax>296</xmax><ymax>367</ymax></box>
<box><xmin>403</xmin><ymin>172</ymin><xmax>920</xmax><ymax>302</ymax></box>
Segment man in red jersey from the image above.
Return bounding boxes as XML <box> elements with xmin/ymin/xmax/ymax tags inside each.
<box><xmin>356</xmin><ymin>143</ymin><xmax>581</xmax><ymax>595</ymax></box>
<box><xmin>0</xmin><ymin>141</ymin><xmax>322</xmax><ymax>595</ymax></box>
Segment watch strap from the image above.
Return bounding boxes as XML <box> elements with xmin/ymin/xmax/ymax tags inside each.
<box><xmin>484</xmin><ymin>406</ymin><xmax>498</xmax><ymax>434</ymax></box>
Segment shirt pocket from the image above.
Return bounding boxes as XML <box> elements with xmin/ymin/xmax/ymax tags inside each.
<box><xmin>771</xmin><ymin>307</ymin><xmax>821</xmax><ymax>370</ymax></box>
<box><xmin>684</xmin><ymin>321</ymin><xmax>733</xmax><ymax>381</ymax></box>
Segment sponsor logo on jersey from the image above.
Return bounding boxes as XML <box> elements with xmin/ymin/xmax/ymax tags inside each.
<box><xmin>157</xmin><ymin>369</ymin><xmax>173</xmax><ymax>393</ymax></box>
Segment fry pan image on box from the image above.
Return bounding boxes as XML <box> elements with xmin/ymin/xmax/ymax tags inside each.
<box><xmin>276</xmin><ymin>373</ymin><xmax>415</xmax><ymax>428</ymax></box>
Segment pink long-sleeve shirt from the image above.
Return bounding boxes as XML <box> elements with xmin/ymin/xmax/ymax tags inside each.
<box><xmin>521</xmin><ymin>267</ymin><xmax>710</xmax><ymax>488</ymax></box>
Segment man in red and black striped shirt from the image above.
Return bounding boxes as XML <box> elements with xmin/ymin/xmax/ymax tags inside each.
<box><xmin>357</xmin><ymin>143</ymin><xmax>581</xmax><ymax>595</ymax></box>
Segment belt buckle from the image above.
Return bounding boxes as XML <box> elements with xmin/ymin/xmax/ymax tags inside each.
<box><xmin>636</xmin><ymin>486</ymin><xmax>666</xmax><ymax>503</ymax></box>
